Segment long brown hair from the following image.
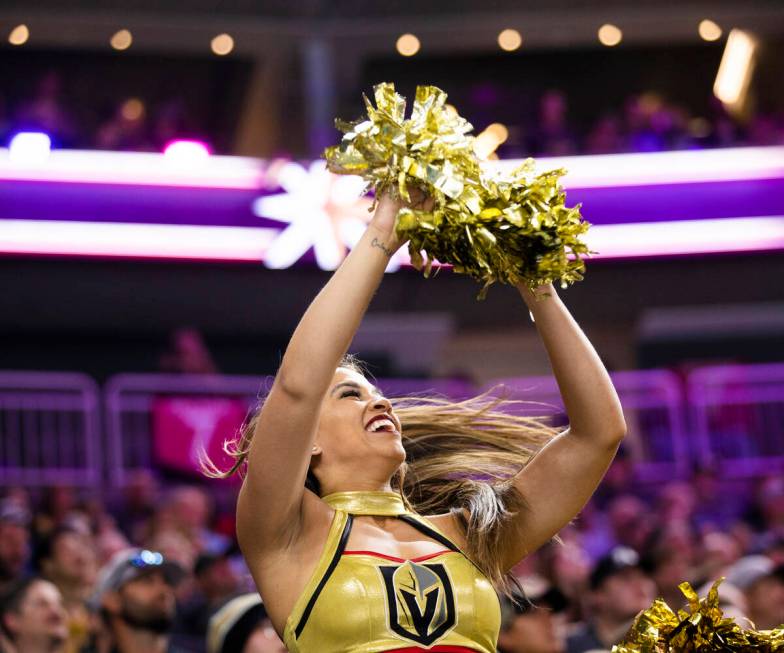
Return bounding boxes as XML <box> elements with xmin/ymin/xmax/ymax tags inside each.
<box><xmin>202</xmin><ymin>356</ymin><xmax>561</xmax><ymax>595</ymax></box>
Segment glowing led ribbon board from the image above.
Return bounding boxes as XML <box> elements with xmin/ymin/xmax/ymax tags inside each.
<box><xmin>0</xmin><ymin>147</ymin><xmax>783</xmax><ymax>266</ymax></box>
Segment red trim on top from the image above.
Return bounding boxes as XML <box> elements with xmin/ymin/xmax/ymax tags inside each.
<box><xmin>383</xmin><ymin>647</ymin><xmax>480</xmax><ymax>652</ymax></box>
<box><xmin>342</xmin><ymin>549</ymin><xmax>454</xmax><ymax>563</ymax></box>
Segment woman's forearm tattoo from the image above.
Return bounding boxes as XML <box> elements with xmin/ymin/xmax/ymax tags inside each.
<box><xmin>371</xmin><ymin>237</ymin><xmax>393</xmax><ymax>257</ymax></box>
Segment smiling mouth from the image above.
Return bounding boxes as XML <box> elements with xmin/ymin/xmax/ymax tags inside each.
<box><xmin>365</xmin><ymin>417</ymin><xmax>398</xmax><ymax>434</ymax></box>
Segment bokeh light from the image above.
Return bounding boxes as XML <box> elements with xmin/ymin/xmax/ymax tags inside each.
<box><xmin>120</xmin><ymin>98</ymin><xmax>145</xmax><ymax>121</ymax></box>
<box><xmin>396</xmin><ymin>33</ymin><xmax>420</xmax><ymax>57</ymax></box>
<box><xmin>8</xmin><ymin>24</ymin><xmax>29</xmax><ymax>46</ymax></box>
<box><xmin>110</xmin><ymin>29</ymin><xmax>133</xmax><ymax>51</ymax></box>
<box><xmin>9</xmin><ymin>132</ymin><xmax>51</xmax><ymax>164</ymax></box>
<box><xmin>699</xmin><ymin>19</ymin><xmax>722</xmax><ymax>42</ymax></box>
<box><xmin>598</xmin><ymin>24</ymin><xmax>623</xmax><ymax>47</ymax></box>
<box><xmin>211</xmin><ymin>33</ymin><xmax>234</xmax><ymax>56</ymax></box>
<box><xmin>498</xmin><ymin>29</ymin><xmax>522</xmax><ymax>52</ymax></box>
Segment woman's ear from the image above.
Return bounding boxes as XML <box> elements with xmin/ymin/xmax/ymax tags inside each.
<box><xmin>311</xmin><ymin>444</ymin><xmax>323</xmax><ymax>456</ymax></box>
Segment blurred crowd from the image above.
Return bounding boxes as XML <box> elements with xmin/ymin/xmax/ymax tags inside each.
<box><xmin>2</xmin><ymin>452</ymin><xmax>784</xmax><ymax>653</ymax></box>
<box><xmin>3</xmin><ymin>71</ymin><xmax>784</xmax><ymax>158</ymax></box>
<box><xmin>500</xmin><ymin>89</ymin><xmax>784</xmax><ymax>158</ymax></box>
<box><xmin>0</xmin><ymin>71</ymin><xmax>203</xmax><ymax>154</ymax></box>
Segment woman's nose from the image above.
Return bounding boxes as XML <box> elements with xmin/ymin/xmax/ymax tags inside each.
<box><xmin>372</xmin><ymin>396</ymin><xmax>391</xmax><ymax>411</ymax></box>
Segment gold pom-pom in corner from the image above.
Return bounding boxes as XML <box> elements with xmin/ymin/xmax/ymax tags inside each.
<box><xmin>612</xmin><ymin>577</ymin><xmax>784</xmax><ymax>652</ymax></box>
<box><xmin>324</xmin><ymin>82</ymin><xmax>592</xmax><ymax>298</ymax></box>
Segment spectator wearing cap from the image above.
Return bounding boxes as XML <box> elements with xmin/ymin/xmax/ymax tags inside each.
<box><xmin>173</xmin><ymin>550</ymin><xmax>241</xmax><ymax>647</ymax></box>
<box><xmin>0</xmin><ymin>577</ymin><xmax>68</xmax><ymax>653</ymax></box>
<box><xmin>206</xmin><ymin>593</ymin><xmax>285</xmax><ymax>653</ymax></box>
<box><xmin>722</xmin><ymin>555</ymin><xmax>784</xmax><ymax>630</ymax></box>
<box><xmin>566</xmin><ymin>547</ymin><xmax>656</xmax><ymax>653</ymax></box>
<box><xmin>90</xmin><ymin>548</ymin><xmax>186</xmax><ymax>653</ymax></box>
<box><xmin>0</xmin><ymin>503</ymin><xmax>31</xmax><ymax>595</ymax></box>
<box><xmin>35</xmin><ymin>527</ymin><xmax>96</xmax><ymax>653</ymax></box>
<box><xmin>497</xmin><ymin>576</ymin><xmax>568</xmax><ymax>653</ymax></box>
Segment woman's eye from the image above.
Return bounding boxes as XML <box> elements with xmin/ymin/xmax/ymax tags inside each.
<box><xmin>341</xmin><ymin>389</ymin><xmax>361</xmax><ymax>398</ymax></box>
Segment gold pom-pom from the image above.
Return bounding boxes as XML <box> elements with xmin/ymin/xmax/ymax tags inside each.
<box><xmin>324</xmin><ymin>82</ymin><xmax>591</xmax><ymax>297</ymax></box>
<box><xmin>612</xmin><ymin>578</ymin><xmax>784</xmax><ymax>652</ymax></box>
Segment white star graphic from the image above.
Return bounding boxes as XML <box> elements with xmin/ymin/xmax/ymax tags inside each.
<box><xmin>252</xmin><ymin>161</ymin><xmax>400</xmax><ymax>272</ymax></box>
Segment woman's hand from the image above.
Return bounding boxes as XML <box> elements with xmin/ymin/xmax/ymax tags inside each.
<box><xmin>368</xmin><ymin>187</ymin><xmax>433</xmax><ymax>254</ymax></box>
<box><xmin>517</xmin><ymin>282</ymin><xmax>555</xmax><ymax>308</ymax></box>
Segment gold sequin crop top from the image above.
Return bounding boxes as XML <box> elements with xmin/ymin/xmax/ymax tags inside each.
<box><xmin>282</xmin><ymin>490</ymin><xmax>501</xmax><ymax>653</ymax></box>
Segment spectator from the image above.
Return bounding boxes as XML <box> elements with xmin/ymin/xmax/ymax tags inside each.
<box><xmin>35</xmin><ymin>527</ymin><xmax>97</xmax><ymax>653</ymax></box>
<box><xmin>0</xmin><ymin>577</ymin><xmax>68</xmax><ymax>653</ymax></box>
<box><xmin>640</xmin><ymin>524</ymin><xmax>696</xmax><ymax>612</ymax></box>
<box><xmin>34</xmin><ymin>486</ymin><xmax>80</xmax><ymax>541</ymax></box>
<box><xmin>565</xmin><ymin>547</ymin><xmax>656</xmax><ymax>653</ymax></box>
<box><xmin>691</xmin><ymin>464</ymin><xmax>749</xmax><ymax>532</ymax></box>
<box><xmin>160</xmin><ymin>486</ymin><xmax>229</xmax><ymax>556</ymax></box>
<box><xmin>497</xmin><ymin>577</ymin><xmax>568</xmax><ymax>653</ymax></box>
<box><xmin>529</xmin><ymin>90</ymin><xmax>577</xmax><ymax>156</ymax></box>
<box><xmin>95</xmin><ymin>98</ymin><xmax>154</xmax><ymax>152</ymax></box>
<box><xmin>723</xmin><ymin>555</ymin><xmax>784</xmax><ymax>630</ymax></box>
<box><xmin>584</xmin><ymin>114</ymin><xmax>623</xmax><ymax>154</ymax></box>
<box><xmin>160</xmin><ymin>329</ymin><xmax>219</xmax><ymax>376</ymax></box>
<box><xmin>175</xmin><ymin>550</ymin><xmax>241</xmax><ymax>645</ymax></box>
<box><xmin>206</xmin><ymin>593</ymin><xmax>285</xmax><ymax>653</ymax></box>
<box><xmin>693</xmin><ymin>531</ymin><xmax>742</xmax><ymax>589</ymax></box>
<box><xmin>579</xmin><ymin>493</ymin><xmax>653</xmax><ymax>561</ymax></box>
<box><xmin>90</xmin><ymin>548</ymin><xmax>186</xmax><ymax>653</ymax></box>
<box><xmin>0</xmin><ymin>503</ymin><xmax>30</xmax><ymax>595</ymax></box>
<box><xmin>536</xmin><ymin>533</ymin><xmax>590</xmax><ymax>623</ymax></box>
<box><xmin>14</xmin><ymin>71</ymin><xmax>76</xmax><ymax>148</ymax></box>
<box><xmin>114</xmin><ymin>470</ymin><xmax>160</xmax><ymax>544</ymax></box>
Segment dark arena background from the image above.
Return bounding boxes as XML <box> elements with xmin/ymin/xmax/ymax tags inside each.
<box><xmin>1</xmin><ymin>1</ymin><xmax>784</xmax><ymax>652</ymax></box>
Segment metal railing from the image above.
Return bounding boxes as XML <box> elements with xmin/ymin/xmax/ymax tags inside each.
<box><xmin>0</xmin><ymin>372</ymin><xmax>101</xmax><ymax>486</ymax></box>
<box><xmin>483</xmin><ymin>370</ymin><xmax>687</xmax><ymax>482</ymax></box>
<box><xmin>104</xmin><ymin>373</ymin><xmax>268</xmax><ymax>486</ymax></box>
<box><xmin>1</xmin><ymin>363</ymin><xmax>782</xmax><ymax>486</ymax></box>
<box><xmin>689</xmin><ymin>363</ymin><xmax>784</xmax><ymax>477</ymax></box>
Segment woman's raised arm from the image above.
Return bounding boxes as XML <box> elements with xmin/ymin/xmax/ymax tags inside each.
<box><xmin>236</xmin><ymin>192</ymin><xmax>405</xmax><ymax>555</ymax></box>
<box><xmin>500</xmin><ymin>283</ymin><xmax>627</xmax><ymax>569</ymax></box>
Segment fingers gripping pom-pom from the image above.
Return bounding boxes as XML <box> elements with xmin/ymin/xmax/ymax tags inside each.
<box><xmin>324</xmin><ymin>82</ymin><xmax>592</xmax><ymax>297</ymax></box>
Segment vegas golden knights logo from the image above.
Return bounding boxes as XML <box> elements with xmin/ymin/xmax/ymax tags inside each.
<box><xmin>380</xmin><ymin>561</ymin><xmax>457</xmax><ymax>646</ymax></box>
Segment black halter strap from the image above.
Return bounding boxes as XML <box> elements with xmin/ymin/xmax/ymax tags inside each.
<box><xmin>294</xmin><ymin>514</ymin><xmax>354</xmax><ymax>638</ymax></box>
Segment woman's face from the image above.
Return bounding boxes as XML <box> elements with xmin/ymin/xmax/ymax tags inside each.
<box><xmin>312</xmin><ymin>368</ymin><xmax>405</xmax><ymax>480</ymax></box>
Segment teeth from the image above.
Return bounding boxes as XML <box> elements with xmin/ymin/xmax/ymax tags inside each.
<box><xmin>368</xmin><ymin>418</ymin><xmax>395</xmax><ymax>433</ymax></box>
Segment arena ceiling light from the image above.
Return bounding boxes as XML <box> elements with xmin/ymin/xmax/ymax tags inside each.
<box><xmin>598</xmin><ymin>24</ymin><xmax>622</xmax><ymax>47</ymax></box>
<box><xmin>698</xmin><ymin>19</ymin><xmax>722</xmax><ymax>42</ymax></box>
<box><xmin>498</xmin><ymin>29</ymin><xmax>522</xmax><ymax>52</ymax></box>
<box><xmin>211</xmin><ymin>33</ymin><xmax>234</xmax><ymax>56</ymax></box>
<box><xmin>110</xmin><ymin>29</ymin><xmax>133</xmax><ymax>51</ymax></box>
<box><xmin>396</xmin><ymin>33</ymin><xmax>420</xmax><ymax>57</ymax></box>
<box><xmin>8</xmin><ymin>24</ymin><xmax>29</xmax><ymax>46</ymax></box>
<box><xmin>714</xmin><ymin>29</ymin><xmax>758</xmax><ymax>115</ymax></box>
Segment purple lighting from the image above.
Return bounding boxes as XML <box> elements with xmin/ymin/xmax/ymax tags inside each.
<box><xmin>163</xmin><ymin>140</ymin><xmax>211</xmax><ymax>165</ymax></box>
<box><xmin>0</xmin><ymin>146</ymin><xmax>782</xmax><ymax>263</ymax></box>
<box><xmin>8</xmin><ymin>132</ymin><xmax>51</xmax><ymax>164</ymax></box>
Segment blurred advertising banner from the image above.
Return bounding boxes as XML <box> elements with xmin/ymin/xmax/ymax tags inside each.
<box><xmin>152</xmin><ymin>396</ymin><xmax>248</xmax><ymax>479</ymax></box>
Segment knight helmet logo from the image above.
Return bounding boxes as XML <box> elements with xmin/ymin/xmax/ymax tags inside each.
<box><xmin>380</xmin><ymin>561</ymin><xmax>457</xmax><ymax>646</ymax></box>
